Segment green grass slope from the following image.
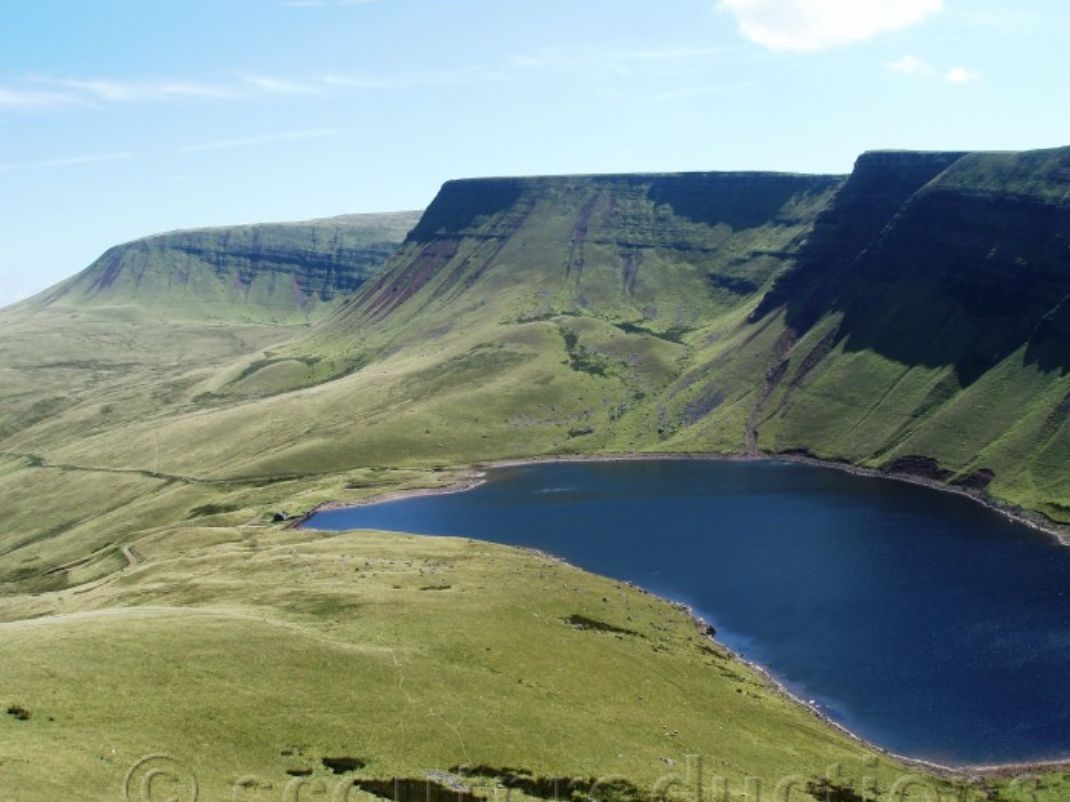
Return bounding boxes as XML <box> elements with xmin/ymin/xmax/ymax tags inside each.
<box><xmin>0</xmin><ymin>212</ymin><xmax>419</xmax><ymax>588</ymax></box>
<box><xmin>53</xmin><ymin>149</ymin><xmax>1069</xmax><ymax>526</ymax></box>
<box><xmin>17</xmin><ymin>171</ymin><xmax>839</xmax><ymax>483</ymax></box>
<box><xmin>28</xmin><ymin>211</ymin><xmax>421</xmax><ymax>324</ymax></box>
<box><xmin>742</xmin><ymin>147</ymin><xmax>1070</xmax><ymax>521</ymax></box>
<box><xmin>1</xmin><ymin>524</ymin><xmax>944</xmax><ymax>802</ymax></box>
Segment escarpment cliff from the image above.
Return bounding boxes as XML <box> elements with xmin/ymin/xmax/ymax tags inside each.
<box><xmin>296</xmin><ymin>149</ymin><xmax>1070</xmax><ymax>521</ymax></box>
<box><xmin>6</xmin><ymin>147</ymin><xmax>1070</xmax><ymax>525</ymax></box>
<box><xmin>32</xmin><ymin>211</ymin><xmax>420</xmax><ymax>323</ymax></box>
<box><xmin>328</xmin><ymin>171</ymin><xmax>843</xmax><ymax>333</ymax></box>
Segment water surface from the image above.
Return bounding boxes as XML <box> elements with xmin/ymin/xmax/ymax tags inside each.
<box><xmin>305</xmin><ymin>459</ymin><xmax>1070</xmax><ymax>766</ymax></box>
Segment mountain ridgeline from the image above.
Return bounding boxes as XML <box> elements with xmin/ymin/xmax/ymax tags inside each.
<box><xmin>3</xmin><ymin>147</ymin><xmax>1069</xmax><ymax>533</ymax></box>
<box><xmin>318</xmin><ymin>171</ymin><xmax>842</xmax><ymax>335</ymax></box>
<box><xmin>289</xmin><ymin>148</ymin><xmax>1070</xmax><ymax>521</ymax></box>
<box><xmin>32</xmin><ymin>211</ymin><xmax>421</xmax><ymax>323</ymax></box>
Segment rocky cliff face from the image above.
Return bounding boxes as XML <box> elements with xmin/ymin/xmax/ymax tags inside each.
<box><xmin>752</xmin><ymin>150</ymin><xmax>968</xmax><ymax>326</ymax></box>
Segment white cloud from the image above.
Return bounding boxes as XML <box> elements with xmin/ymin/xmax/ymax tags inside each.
<box><xmin>886</xmin><ymin>56</ymin><xmax>979</xmax><ymax>86</ymax></box>
<box><xmin>886</xmin><ymin>54</ymin><xmax>933</xmax><ymax>75</ymax></box>
<box><xmin>0</xmin><ymin>151</ymin><xmax>133</xmax><ymax>171</ymax></box>
<box><xmin>719</xmin><ymin>0</ymin><xmax>944</xmax><ymax>52</ymax></box>
<box><xmin>5</xmin><ymin>64</ymin><xmax>506</xmax><ymax>114</ymax></box>
<box><xmin>512</xmin><ymin>45</ymin><xmax>737</xmax><ymax>73</ymax></box>
<box><xmin>0</xmin><ymin>85</ymin><xmax>81</xmax><ymax>109</ymax></box>
<box><xmin>178</xmin><ymin>128</ymin><xmax>339</xmax><ymax>153</ymax></box>
<box><xmin>322</xmin><ymin>68</ymin><xmax>506</xmax><ymax>89</ymax></box>
<box><xmin>602</xmin><ymin>83</ymin><xmax>749</xmax><ymax>104</ymax></box>
<box><xmin>239</xmin><ymin>74</ymin><xmax>323</xmax><ymax>96</ymax></box>
<box><xmin>945</xmin><ymin>66</ymin><xmax>978</xmax><ymax>84</ymax></box>
<box><xmin>29</xmin><ymin>76</ymin><xmax>236</xmax><ymax>103</ymax></box>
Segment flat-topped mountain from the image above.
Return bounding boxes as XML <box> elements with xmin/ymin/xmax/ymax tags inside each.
<box><xmin>28</xmin><ymin>211</ymin><xmax>421</xmax><ymax>323</ymax></box>
<box><xmin>339</xmin><ymin>171</ymin><xmax>843</xmax><ymax>329</ymax></box>
<box><xmin>274</xmin><ymin>148</ymin><xmax>1068</xmax><ymax>521</ymax></box>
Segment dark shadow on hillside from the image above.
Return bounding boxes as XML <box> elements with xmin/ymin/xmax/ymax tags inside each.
<box><xmin>752</xmin><ymin>150</ymin><xmax>1070</xmax><ymax>383</ymax></box>
<box><xmin>407</xmin><ymin>179</ymin><xmax>523</xmax><ymax>243</ymax></box>
<box><xmin>647</xmin><ymin>173</ymin><xmax>842</xmax><ymax>231</ymax></box>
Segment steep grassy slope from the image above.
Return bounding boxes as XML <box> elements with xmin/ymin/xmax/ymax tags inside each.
<box><xmin>2</xmin><ymin>521</ymin><xmax>949</xmax><ymax>802</ymax></box>
<box><xmin>0</xmin><ymin>211</ymin><xmax>417</xmax><ymax>442</ymax></box>
<box><xmin>30</xmin><ymin>211</ymin><xmax>421</xmax><ymax>324</ymax></box>
<box><xmin>42</xmin><ymin>150</ymin><xmax>1068</xmax><ymax>525</ymax></box>
<box><xmin>13</xmin><ymin>172</ymin><xmax>839</xmax><ymax>484</ymax></box>
<box><xmin>5</xmin><ymin>151</ymin><xmax>1069</xmax><ymax>583</ymax></box>
<box><xmin>741</xmin><ymin>148</ymin><xmax>1070</xmax><ymax>520</ymax></box>
<box><xmin>9</xmin><ymin>151</ymin><xmax>1068</xmax><ymax>533</ymax></box>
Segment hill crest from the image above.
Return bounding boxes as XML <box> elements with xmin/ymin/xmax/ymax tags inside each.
<box><xmin>29</xmin><ymin>210</ymin><xmax>421</xmax><ymax>323</ymax></box>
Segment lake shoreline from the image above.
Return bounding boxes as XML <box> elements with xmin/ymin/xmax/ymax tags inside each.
<box><xmin>295</xmin><ymin>451</ymin><xmax>1070</xmax><ymax>547</ymax></box>
<box><xmin>297</xmin><ymin>450</ymin><xmax>1070</xmax><ymax>776</ymax></box>
<box><xmin>481</xmin><ymin>451</ymin><xmax>1070</xmax><ymax>547</ymax></box>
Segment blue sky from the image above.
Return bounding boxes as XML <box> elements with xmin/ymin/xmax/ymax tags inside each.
<box><xmin>1</xmin><ymin>0</ymin><xmax>1066</xmax><ymax>305</ymax></box>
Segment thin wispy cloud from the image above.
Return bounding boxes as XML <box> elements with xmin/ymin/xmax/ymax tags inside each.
<box><xmin>5</xmin><ymin>65</ymin><xmax>500</xmax><ymax>114</ymax></box>
<box><xmin>719</xmin><ymin>0</ymin><xmax>944</xmax><ymax>52</ymax></box>
<box><xmin>886</xmin><ymin>56</ymin><xmax>979</xmax><ymax>85</ymax></box>
<box><xmin>29</xmin><ymin>76</ymin><xmax>236</xmax><ymax>103</ymax></box>
<box><xmin>0</xmin><ymin>85</ymin><xmax>82</xmax><ymax>109</ymax></box>
<box><xmin>0</xmin><ymin>151</ymin><xmax>133</xmax><ymax>172</ymax></box>
<box><xmin>647</xmin><ymin>84</ymin><xmax>748</xmax><ymax>103</ymax></box>
<box><xmin>240</xmin><ymin>74</ymin><xmax>324</xmax><ymax>96</ymax></box>
<box><xmin>602</xmin><ymin>83</ymin><xmax>749</xmax><ymax>104</ymax></box>
<box><xmin>511</xmin><ymin>45</ymin><xmax>741</xmax><ymax>77</ymax></box>
<box><xmin>178</xmin><ymin>128</ymin><xmax>339</xmax><ymax>153</ymax></box>
<box><xmin>322</xmin><ymin>67</ymin><xmax>507</xmax><ymax>90</ymax></box>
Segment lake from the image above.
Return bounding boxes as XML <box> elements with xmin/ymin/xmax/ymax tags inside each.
<box><xmin>303</xmin><ymin>459</ymin><xmax>1070</xmax><ymax>766</ymax></box>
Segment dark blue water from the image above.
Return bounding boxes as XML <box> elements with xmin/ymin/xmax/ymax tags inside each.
<box><xmin>305</xmin><ymin>459</ymin><xmax>1070</xmax><ymax>766</ymax></box>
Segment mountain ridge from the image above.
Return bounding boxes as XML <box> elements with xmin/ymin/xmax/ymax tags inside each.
<box><xmin>3</xmin><ymin>147</ymin><xmax>1070</xmax><ymax>553</ymax></box>
<box><xmin>26</xmin><ymin>210</ymin><xmax>421</xmax><ymax>323</ymax></box>
<box><xmin>273</xmin><ymin>146</ymin><xmax>1070</xmax><ymax>521</ymax></box>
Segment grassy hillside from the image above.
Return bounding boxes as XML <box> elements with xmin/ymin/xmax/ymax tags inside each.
<box><xmin>8</xmin><ymin>172</ymin><xmax>839</xmax><ymax>483</ymax></box>
<box><xmin>0</xmin><ymin>212</ymin><xmax>418</xmax><ymax>591</ymax></box>
<box><xmin>0</xmin><ymin>210</ymin><xmax>418</xmax><ymax>441</ymax></box>
<box><xmin>29</xmin><ymin>152</ymin><xmax>1069</xmax><ymax>522</ymax></box>
<box><xmin>744</xmin><ymin>148</ymin><xmax>1070</xmax><ymax>521</ymax></box>
<box><xmin>0</xmin><ymin>519</ymin><xmax>949</xmax><ymax>802</ymax></box>
<box><xmin>3</xmin><ymin>154</ymin><xmax>1070</xmax><ymax>801</ymax></box>
<box><xmin>28</xmin><ymin>211</ymin><xmax>421</xmax><ymax>324</ymax></box>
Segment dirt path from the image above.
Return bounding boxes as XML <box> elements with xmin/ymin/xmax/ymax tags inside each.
<box><xmin>120</xmin><ymin>544</ymin><xmax>141</xmax><ymax>568</ymax></box>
